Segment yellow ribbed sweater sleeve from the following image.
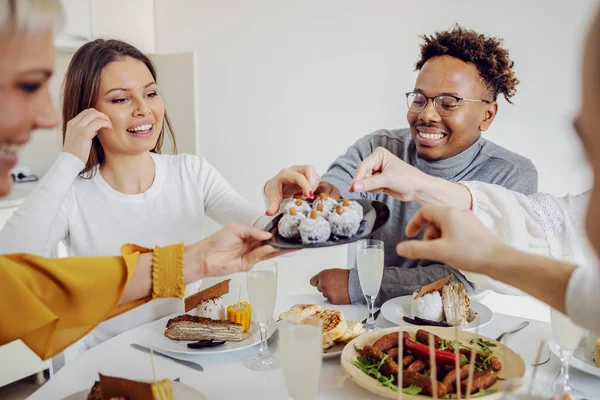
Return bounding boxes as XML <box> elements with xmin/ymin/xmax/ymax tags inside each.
<box><xmin>0</xmin><ymin>243</ymin><xmax>185</xmax><ymax>361</ymax></box>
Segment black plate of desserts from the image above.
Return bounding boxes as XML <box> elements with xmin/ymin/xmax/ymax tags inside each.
<box><xmin>264</xmin><ymin>198</ymin><xmax>390</xmax><ymax>249</ymax></box>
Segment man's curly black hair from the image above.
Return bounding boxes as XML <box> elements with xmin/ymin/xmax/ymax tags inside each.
<box><xmin>415</xmin><ymin>25</ymin><xmax>519</xmax><ymax>104</ymax></box>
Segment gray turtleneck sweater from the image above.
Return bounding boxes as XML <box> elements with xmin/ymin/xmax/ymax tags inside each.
<box><xmin>321</xmin><ymin>128</ymin><xmax>538</xmax><ymax>306</ymax></box>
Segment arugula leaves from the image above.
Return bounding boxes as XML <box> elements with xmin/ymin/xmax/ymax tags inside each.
<box><xmin>402</xmin><ymin>385</ymin><xmax>423</xmax><ymax>395</ymax></box>
<box><xmin>439</xmin><ymin>338</ymin><xmax>451</xmax><ymax>351</ymax></box>
<box><xmin>469</xmin><ymin>337</ymin><xmax>498</xmax><ymax>371</ymax></box>
<box><xmin>352</xmin><ymin>355</ymin><xmax>398</xmax><ymax>391</ymax></box>
<box><xmin>474</xmin><ymin>338</ymin><xmax>497</xmax><ymax>353</ymax></box>
<box><xmin>351</xmin><ymin>350</ymin><xmax>422</xmax><ymax>395</ymax></box>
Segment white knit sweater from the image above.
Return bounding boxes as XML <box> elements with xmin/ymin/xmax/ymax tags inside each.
<box><xmin>461</xmin><ymin>181</ymin><xmax>599</xmax><ymax>334</ymax></box>
<box><xmin>0</xmin><ymin>152</ymin><xmax>267</xmax><ymax>350</ymax></box>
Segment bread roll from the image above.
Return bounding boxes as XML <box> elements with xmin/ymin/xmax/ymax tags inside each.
<box><xmin>336</xmin><ymin>320</ymin><xmax>365</xmax><ymax>343</ymax></box>
<box><xmin>318</xmin><ymin>310</ymin><xmax>348</xmax><ymax>349</ymax></box>
<box><xmin>278</xmin><ymin>304</ymin><xmax>324</xmax><ymax>322</ymax></box>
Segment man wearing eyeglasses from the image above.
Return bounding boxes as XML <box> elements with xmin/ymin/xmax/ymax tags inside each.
<box><xmin>264</xmin><ymin>25</ymin><xmax>537</xmax><ymax>306</ymax></box>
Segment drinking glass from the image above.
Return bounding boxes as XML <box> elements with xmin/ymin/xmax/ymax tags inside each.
<box><xmin>356</xmin><ymin>239</ymin><xmax>384</xmax><ymax>331</ymax></box>
<box><xmin>244</xmin><ymin>260</ymin><xmax>279</xmax><ymax>371</ymax></box>
<box><xmin>550</xmin><ymin>308</ymin><xmax>585</xmax><ymax>398</ymax></box>
<box><xmin>500</xmin><ymin>377</ymin><xmax>557</xmax><ymax>399</ymax></box>
<box><xmin>280</xmin><ymin>317</ymin><xmax>323</xmax><ymax>399</ymax></box>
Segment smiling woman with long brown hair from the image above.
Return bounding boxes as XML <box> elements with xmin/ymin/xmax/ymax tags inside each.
<box><xmin>0</xmin><ymin>0</ymin><xmax>286</xmax><ymax>362</ymax></box>
<box><xmin>0</xmin><ymin>36</ymin><xmax>295</xmax><ymax>353</ymax></box>
<box><xmin>61</xmin><ymin>39</ymin><xmax>177</xmax><ymax>177</ymax></box>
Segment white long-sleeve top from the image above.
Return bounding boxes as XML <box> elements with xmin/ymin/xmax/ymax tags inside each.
<box><xmin>0</xmin><ymin>152</ymin><xmax>266</xmax><ymax>350</ymax></box>
<box><xmin>460</xmin><ymin>181</ymin><xmax>600</xmax><ymax>334</ymax></box>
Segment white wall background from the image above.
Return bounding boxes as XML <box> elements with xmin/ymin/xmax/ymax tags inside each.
<box><xmin>15</xmin><ymin>0</ymin><xmax>600</xmax><ymax>316</ymax></box>
<box><xmin>154</xmin><ymin>0</ymin><xmax>597</xmax><ymax>209</ymax></box>
<box><xmin>152</xmin><ymin>0</ymin><xmax>599</xmax><ymax>316</ymax></box>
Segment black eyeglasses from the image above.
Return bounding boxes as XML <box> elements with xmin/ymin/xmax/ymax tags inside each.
<box><xmin>406</xmin><ymin>92</ymin><xmax>491</xmax><ymax>116</ymax></box>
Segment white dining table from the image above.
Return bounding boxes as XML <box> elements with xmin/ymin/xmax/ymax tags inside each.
<box><xmin>31</xmin><ymin>291</ymin><xmax>600</xmax><ymax>400</ymax></box>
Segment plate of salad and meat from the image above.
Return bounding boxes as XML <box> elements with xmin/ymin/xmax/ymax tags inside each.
<box><xmin>341</xmin><ymin>326</ymin><xmax>525</xmax><ymax>398</ymax></box>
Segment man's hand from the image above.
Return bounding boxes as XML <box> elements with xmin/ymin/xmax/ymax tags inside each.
<box><xmin>396</xmin><ymin>206</ymin><xmax>508</xmax><ymax>273</ymax></box>
<box><xmin>310</xmin><ymin>268</ymin><xmax>351</xmax><ymax>304</ymax></box>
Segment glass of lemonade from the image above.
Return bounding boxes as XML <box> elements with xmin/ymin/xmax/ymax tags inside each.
<box><xmin>550</xmin><ymin>308</ymin><xmax>585</xmax><ymax>398</ymax></box>
<box><xmin>500</xmin><ymin>377</ymin><xmax>558</xmax><ymax>399</ymax></box>
<box><xmin>280</xmin><ymin>317</ymin><xmax>323</xmax><ymax>399</ymax></box>
<box><xmin>244</xmin><ymin>260</ymin><xmax>279</xmax><ymax>371</ymax></box>
<box><xmin>356</xmin><ymin>239</ymin><xmax>384</xmax><ymax>331</ymax></box>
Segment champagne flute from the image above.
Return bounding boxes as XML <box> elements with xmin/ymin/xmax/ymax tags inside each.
<box><xmin>356</xmin><ymin>239</ymin><xmax>384</xmax><ymax>332</ymax></box>
<box><xmin>280</xmin><ymin>317</ymin><xmax>323</xmax><ymax>399</ymax></box>
<box><xmin>244</xmin><ymin>260</ymin><xmax>279</xmax><ymax>371</ymax></box>
<box><xmin>550</xmin><ymin>309</ymin><xmax>585</xmax><ymax>398</ymax></box>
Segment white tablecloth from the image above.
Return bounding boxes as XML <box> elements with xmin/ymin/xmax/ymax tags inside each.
<box><xmin>31</xmin><ymin>292</ymin><xmax>600</xmax><ymax>399</ymax></box>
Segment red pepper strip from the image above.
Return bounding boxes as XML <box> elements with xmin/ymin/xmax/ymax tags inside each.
<box><xmin>404</xmin><ymin>337</ymin><xmax>468</xmax><ymax>366</ymax></box>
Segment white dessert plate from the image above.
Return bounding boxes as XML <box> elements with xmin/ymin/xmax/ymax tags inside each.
<box><xmin>63</xmin><ymin>382</ymin><xmax>207</xmax><ymax>399</ymax></box>
<box><xmin>141</xmin><ymin>314</ymin><xmax>276</xmax><ymax>355</ymax></box>
<box><xmin>548</xmin><ymin>337</ymin><xmax>600</xmax><ymax>378</ymax></box>
<box><xmin>265</xmin><ymin>199</ymin><xmax>390</xmax><ymax>249</ymax></box>
<box><xmin>322</xmin><ymin>341</ymin><xmax>347</xmax><ymax>359</ymax></box>
<box><xmin>380</xmin><ymin>295</ymin><xmax>493</xmax><ymax>331</ymax></box>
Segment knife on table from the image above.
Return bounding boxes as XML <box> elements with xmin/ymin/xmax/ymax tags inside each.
<box><xmin>130</xmin><ymin>343</ymin><xmax>204</xmax><ymax>372</ymax></box>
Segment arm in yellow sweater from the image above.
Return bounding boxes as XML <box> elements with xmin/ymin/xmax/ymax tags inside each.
<box><xmin>0</xmin><ymin>224</ymin><xmax>283</xmax><ymax>361</ymax></box>
<box><xmin>0</xmin><ymin>243</ymin><xmax>167</xmax><ymax>360</ymax></box>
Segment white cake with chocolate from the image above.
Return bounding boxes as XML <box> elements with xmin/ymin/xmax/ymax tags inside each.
<box><xmin>410</xmin><ymin>276</ymin><xmax>471</xmax><ymax>327</ymax></box>
<box><xmin>299</xmin><ymin>210</ymin><xmax>331</xmax><ymax>244</ymax></box>
<box><xmin>329</xmin><ymin>204</ymin><xmax>361</xmax><ymax>238</ymax></box>
<box><xmin>184</xmin><ymin>279</ymin><xmax>230</xmax><ymax>319</ymax></box>
<box><xmin>285</xmin><ymin>198</ymin><xmax>311</xmax><ymax>216</ymax></box>
<box><xmin>340</xmin><ymin>198</ymin><xmax>364</xmax><ymax>220</ymax></box>
<box><xmin>278</xmin><ymin>206</ymin><xmax>306</xmax><ymax>239</ymax></box>
<box><xmin>411</xmin><ymin>289</ymin><xmax>444</xmax><ymax>322</ymax></box>
<box><xmin>312</xmin><ymin>193</ymin><xmax>337</xmax><ymax>213</ymax></box>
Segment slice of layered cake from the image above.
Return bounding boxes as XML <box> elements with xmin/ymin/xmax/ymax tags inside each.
<box><xmin>164</xmin><ymin>314</ymin><xmax>244</xmax><ymax>341</ymax></box>
<box><xmin>184</xmin><ymin>279</ymin><xmax>231</xmax><ymax>319</ymax></box>
<box><xmin>86</xmin><ymin>374</ymin><xmax>173</xmax><ymax>400</ymax></box>
<box><xmin>586</xmin><ymin>332</ymin><xmax>600</xmax><ymax>368</ymax></box>
<box><xmin>441</xmin><ymin>282</ymin><xmax>471</xmax><ymax>327</ymax></box>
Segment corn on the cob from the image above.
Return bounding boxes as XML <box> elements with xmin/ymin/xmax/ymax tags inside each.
<box><xmin>227</xmin><ymin>302</ymin><xmax>251</xmax><ymax>332</ymax></box>
<box><xmin>151</xmin><ymin>379</ymin><xmax>174</xmax><ymax>400</ymax></box>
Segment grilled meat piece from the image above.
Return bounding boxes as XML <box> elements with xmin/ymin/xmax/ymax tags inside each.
<box><xmin>442</xmin><ymin>365</ymin><xmax>470</xmax><ymax>393</ymax></box>
<box><xmin>406</xmin><ymin>359</ymin><xmax>427</xmax><ymax>374</ymax></box>
<box><xmin>372</xmin><ymin>331</ymin><xmax>410</xmax><ymax>352</ymax></box>
<box><xmin>461</xmin><ymin>370</ymin><xmax>498</xmax><ymax>393</ymax></box>
<box><xmin>402</xmin><ymin>370</ymin><xmax>449</xmax><ymax>397</ymax></box>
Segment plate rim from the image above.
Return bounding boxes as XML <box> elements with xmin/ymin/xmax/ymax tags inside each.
<box><xmin>341</xmin><ymin>326</ymin><xmax>526</xmax><ymax>399</ymax></box>
<box><xmin>548</xmin><ymin>337</ymin><xmax>600</xmax><ymax>378</ymax></box>
<box><xmin>322</xmin><ymin>341</ymin><xmax>346</xmax><ymax>359</ymax></box>
<box><xmin>63</xmin><ymin>381</ymin><xmax>205</xmax><ymax>400</ymax></box>
<box><xmin>380</xmin><ymin>295</ymin><xmax>494</xmax><ymax>331</ymax></box>
<box><xmin>146</xmin><ymin>316</ymin><xmax>277</xmax><ymax>355</ymax></box>
<box><xmin>264</xmin><ymin>198</ymin><xmax>390</xmax><ymax>249</ymax></box>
